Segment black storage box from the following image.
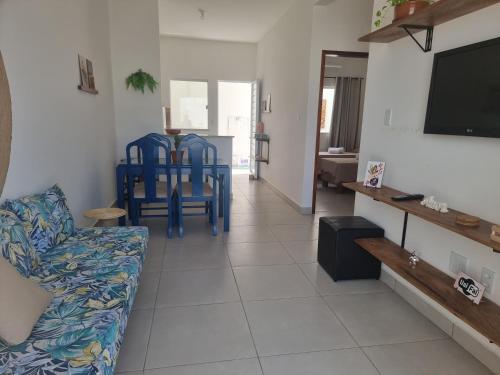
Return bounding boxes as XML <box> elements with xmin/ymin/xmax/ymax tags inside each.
<box><xmin>318</xmin><ymin>216</ymin><xmax>384</xmax><ymax>281</ymax></box>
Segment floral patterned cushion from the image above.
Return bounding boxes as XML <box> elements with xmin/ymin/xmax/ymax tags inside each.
<box><xmin>0</xmin><ymin>210</ymin><xmax>39</xmax><ymax>277</ymax></box>
<box><xmin>0</xmin><ymin>226</ymin><xmax>149</xmax><ymax>375</ymax></box>
<box><xmin>4</xmin><ymin>185</ymin><xmax>75</xmax><ymax>253</ymax></box>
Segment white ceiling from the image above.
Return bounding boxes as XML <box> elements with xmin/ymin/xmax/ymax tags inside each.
<box><xmin>158</xmin><ymin>0</ymin><xmax>297</xmax><ymax>43</ymax></box>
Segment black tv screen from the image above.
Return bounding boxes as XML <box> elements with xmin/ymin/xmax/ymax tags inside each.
<box><xmin>424</xmin><ymin>37</ymin><xmax>500</xmax><ymax>138</ymax></box>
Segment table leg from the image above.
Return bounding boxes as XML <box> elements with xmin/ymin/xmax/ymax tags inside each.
<box><xmin>219</xmin><ymin>175</ymin><xmax>224</xmax><ymax>218</ymax></box>
<box><xmin>116</xmin><ymin>166</ymin><xmax>126</xmax><ymax>226</ymax></box>
<box><xmin>223</xmin><ymin>169</ymin><xmax>231</xmax><ymax>232</ymax></box>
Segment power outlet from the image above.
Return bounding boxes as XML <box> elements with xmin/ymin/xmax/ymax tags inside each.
<box><xmin>384</xmin><ymin>109</ymin><xmax>392</xmax><ymax>127</ymax></box>
<box><xmin>449</xmin><ymin>251</ymin><xmax>468</xmax><ymax>275</ymax></box>
<box><xmin>480</xmin><ymin>267</ymin><xmax>496</xmax><ymax>295</ymax></box>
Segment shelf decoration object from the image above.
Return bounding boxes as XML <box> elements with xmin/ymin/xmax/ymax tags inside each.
<box><xmin>360</xmin><ymin>0</ymin><xmax>500</xmax><ymax>53</ymax></box>
<box><xmin>78</xmin><ymin>54</ymin><xmax>98</xmax><ymax>94</ymax></box>
<box><xmin>454</xmin><ymin>272</ymin><xmax>485</xmax><ymax>305</ymax></box>
<box><xmin>409</xmin><ymin>250</ymin><xmax>420</xmax><ymax>268</ymax></box>
<box><xmin>374</xmin><ymin>0</ymin><xmax>431</xmax><ymax>28</ymax></box>
<box><xmin>125</xmin><ymin>69</ymin><xmax>158</xmax><ymax>94</ymax></box>
<box><xmin>363</xmin><ymin>161</ymin><xmax>385</xmax><ymax>188</ymax></box>
<box><xmin>0</xmin><ymin>51</ymin><xmax>12</xmax><ymax>197</ymax></box>
<box><xmin>456</xmin><ymin>214</ymin><xmax>481</xmax><ymax>228</ymax></box>
<box><xmin>262</xmin><ymin>93</ymin><xmax>271</xmax><ymax>113</ymax></box>
<box><xmin>491</xmin><ymin>225</ymin><xmax>500</xmax><ymax>245</ymax></box>
<box><xmin>421</xmin><ymin>196</ymin><xmax>448</xmax><ymax>213</ymax></box>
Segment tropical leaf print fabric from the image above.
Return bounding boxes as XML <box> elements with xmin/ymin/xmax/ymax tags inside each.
<box><xmin>4</xmin><ymin>185</ymin><xmax>75</xmax><ymax>253</ymax></box>
<box><xmin>0</xmin><ymin>210</ymin><xmax>39</xmax><ymax>277</ymax></box>
<box><xmin>0</xmin><ymin>226</ymin><xmax>149</xmax><ymax>375</ymax></box>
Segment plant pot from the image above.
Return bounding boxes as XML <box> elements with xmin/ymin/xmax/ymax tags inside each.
<box><xmin>394</xmin><ymin>0</ymin><xmax>429</xmax><ymax>22</ymax></box>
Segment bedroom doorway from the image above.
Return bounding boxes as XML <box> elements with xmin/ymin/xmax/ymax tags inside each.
<box><xmin>312</xmin><ymin>50</ymin><xmax>369</xmax><ymax>214</ymax></box>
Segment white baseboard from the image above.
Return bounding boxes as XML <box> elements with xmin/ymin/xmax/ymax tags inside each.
<box><xmin>260</xmin><ymin>177</ymin><xmax>312</xmax><ymax>214</ymax></box>
<box><xmin>380</xmin><ymin>268</ymin><xmax>500</xmax><ymax>374</ymax></box>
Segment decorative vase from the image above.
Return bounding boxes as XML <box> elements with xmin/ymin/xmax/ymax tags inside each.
<box><xmin>394</xmin><ymin>0</ymin><xmax>429</xmax><ymax>22</ymax></box>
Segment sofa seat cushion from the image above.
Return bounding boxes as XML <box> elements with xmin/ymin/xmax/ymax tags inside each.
<box><xmin>4</xmin><ymin>185</ymin><xmax>75</xmax><ymax>253</ymax></box>
<box><xmin>0</xmin><ymin>226</ymin><xmax>148</xmax><ymax>375</ymax></box>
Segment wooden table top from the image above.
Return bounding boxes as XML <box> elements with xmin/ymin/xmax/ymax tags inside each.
<box><xmin>83</xmin><ymin>208</ymin><xmax>127</xmax><ymax>220</ymax></box>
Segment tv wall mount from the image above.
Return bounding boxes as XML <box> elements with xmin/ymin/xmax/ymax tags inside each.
<box><xmin>399</xmin><ymin>24</ymin><xmax>434</xmax><ymax>53</ymax></box>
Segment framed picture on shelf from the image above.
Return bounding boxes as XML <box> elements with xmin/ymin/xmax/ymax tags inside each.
<box><xmin>86</xmin><ymin>58</ymin><xmax>95</xmax><ymax>90</ymax></box>
<box><xmin>262</xmin><ymin>93</ymin><xmax>271</xmax><ymax>113</ymax></box>
<box><xmin>363</xmin><ymin>161</ymin><xmax>385</xmax><ymax>188</ymax></box>
<box><xmin>78</xmin><ymin>54</ymin><xmax>98</xmax><ymax>94</ymax></box>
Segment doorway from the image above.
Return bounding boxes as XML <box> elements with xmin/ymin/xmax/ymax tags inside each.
<box><xmin>218</xmin><ymin>81</ymin><xmax>253</xmax><ymax>175</ymax></box>
<box><xmin>312</xmin><ymin>50</ymin><xmax>369</xmax><ymax>214</ymax></box>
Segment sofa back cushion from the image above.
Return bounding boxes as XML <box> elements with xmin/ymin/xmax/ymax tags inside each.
<box><xmin>4</xmin><ymin>185</ymin><xmax>75</xmax><ymax>253</ymax></box>
<box><xmin>0</xmin><ymin>210</ymin><xmax>39</xmax><ymax>277</ymax></box>
<box><xmin>0</xmin><ymin>257</ymin><xmax>52</xmax><ymax>346</ymax></box>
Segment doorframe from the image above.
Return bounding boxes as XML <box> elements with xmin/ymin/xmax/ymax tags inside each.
<box><xmin>311</xmin><ymin>50</ymin><xmax>369</xmax><ymax>214</ymax></box>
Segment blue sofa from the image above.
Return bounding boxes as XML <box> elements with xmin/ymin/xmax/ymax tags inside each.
<box><xmin>0</xmin><ymin>186</ymin><xmax>148</xmax><ymax>374</ymax></box>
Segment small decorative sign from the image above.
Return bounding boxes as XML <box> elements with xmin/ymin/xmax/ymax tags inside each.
<box><xmin>78</xmin><ymin>54</ymin><xmax>98</xmax><ymax>94</ymax></box>
<box><xmin>453</xmin><ymin>272</ymin><xmax>485</xmax><ymax>305</ymax></box>
<box><xmin>363</xmin><ymin>161</ymin><xmax>385</xmax><ymax>188</ymax></box>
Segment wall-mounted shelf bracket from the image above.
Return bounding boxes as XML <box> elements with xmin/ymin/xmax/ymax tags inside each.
<box><xmin>399</xmin><ymin>24</ymin><xmax>434</xmax><ymax>52</ymax></box>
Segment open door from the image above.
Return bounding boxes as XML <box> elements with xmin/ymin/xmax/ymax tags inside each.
<box><xmin>249</xmin><ymin>80</ymin><xmax>260</xmax><ymax>180</ymax></box>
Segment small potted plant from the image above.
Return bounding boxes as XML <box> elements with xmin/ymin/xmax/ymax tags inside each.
<box><xmin>374</xmin><ymin>0</ymin><xmax>432</xmax><ymax>28</ymax></box>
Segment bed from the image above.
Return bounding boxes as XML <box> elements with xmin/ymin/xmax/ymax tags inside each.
<box><xmin>318</xmin><ymin>157</ymin><xmax>359</xmax><ymax>187</ymax></box>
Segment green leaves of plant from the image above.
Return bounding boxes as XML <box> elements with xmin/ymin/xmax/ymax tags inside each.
<box><xmin>125</xmin><ymin>69</ymin><xmax>159</xmax><ymax>94</ymax></box>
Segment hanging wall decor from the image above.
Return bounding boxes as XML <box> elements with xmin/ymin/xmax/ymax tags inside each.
<box><xmin>78</xmin><ymin>54</ymin><xmax>98</xmax><ymax>94</ymax></box>
<box><xmin>125</xmin><ymin>69</ymin><xmax>159</xmax><ymax>94</ymax></box>
<box><xmin>0</xmin><ymin>51</ymin><xmax>12</xmax><ymax>197</ymax></box>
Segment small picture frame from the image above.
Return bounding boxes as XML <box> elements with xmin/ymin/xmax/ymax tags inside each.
<box><xmin>78</xmin><ymin>54</ymin><xmax>89</xmax><ymax>89</ymax></box>
<box><xmin>78</xmin><ymin>54</ymin><xmax>98</xmax><ymax>94</ymax></box>
<box><xmin>86</xmin><ymin>58</ymin><xmax>95</xmax><ymax>90</ymax></box>
<box><xmin>363</xmin><ymin>161</ymin><xmax>385</xmax><ymax>188</ymax></box>
<box><xmin>454</xmin><ymin>272</ymin><xmax>485</xmax><ymax>305</ymax></box>
<box><xmin>262</xmin><ymin>93</ymin><xmax>271</xmax><ymax>113</ymax></box>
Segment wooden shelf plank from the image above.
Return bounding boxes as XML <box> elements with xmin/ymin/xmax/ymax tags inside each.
<box><xmin>360</xmin><ymin>0</ymin><xmax>500</xmax><ymax>43</ymax></box>
<box><xmin>355</xmin><ymin>237</ymin><xmax>500</xmax><ymax>345</ymax></box>
<box><xmin>343</xmin><ymin>182</ymin><xmax>500</xmax><ymax>253</ymax></box>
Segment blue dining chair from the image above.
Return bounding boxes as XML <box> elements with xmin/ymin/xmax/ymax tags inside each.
<box><xmin>126</xmin><ymin>136</ymin><xmax>175</xmax><ymax>238</ymax></box>
<box><xmin>176</xmin><ymin>138</ymin><xmax>218</xmax><ymax>237</ymax></box>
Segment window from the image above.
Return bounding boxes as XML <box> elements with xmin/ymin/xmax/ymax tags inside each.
<box><xmin>320</xmin><ymin>88</ymin><xmax>335</xmax><ymax>133</ymax></box>
<box><xmin>170</xmin><ymin>80</ymin><xmax>208</xmax><ymax>130</ymax></box>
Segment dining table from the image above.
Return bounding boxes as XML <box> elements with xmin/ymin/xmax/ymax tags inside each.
<box><xmin>115</xmin><ymin>160</ymin><xmax>231</xmax><ymax>231</ymax></box>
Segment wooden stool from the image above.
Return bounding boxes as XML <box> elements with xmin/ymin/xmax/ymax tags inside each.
<box><xmin>83</xmin><ymin>208</ymin><xmax>127</xmax><ymax>227</ymax></box>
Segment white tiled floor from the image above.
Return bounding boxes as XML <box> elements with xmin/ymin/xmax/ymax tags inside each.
<box><xmin>116</xmin><ymin>175</ymin><xmax>493</xmax><ymax>375</ymax></box>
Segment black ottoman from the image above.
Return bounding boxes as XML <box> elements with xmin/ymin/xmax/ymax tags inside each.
<box><xmin>318</xmin><ymin>216</ymin><xmax>384</xmax><ymax>281</ymax></box>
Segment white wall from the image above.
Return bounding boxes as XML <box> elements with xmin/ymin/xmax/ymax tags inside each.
<box><xmin>108</xmin><ymin>0</ymin><xmax>163</xmax><ymax>160</ymax></box>
<box><xmin>356</xmin><ymin>0</ymin><xmax>500</xmax><ymax>367</ymax></box>
<box><xmin>256</xmin><ymin>0</ymin><xmax>372</xmax><ymax>208</ymax></box>
<box><xmin>0</xmin><ymin>0</ymin><xmax>117</xmax><ymax>226</ymax></box>
<box><xmin>256</xmin><ymin>0</ymin><xmax>315</xmax><ymax>207</ymax></box>
<box><xmin>160</xmin><ymin>36</ymin><xmax>257</xmax><ymax>135</ymax></box>
<box><xmin>302</xmin><ymin>0</ymin><xmax>372</xmax><ymax>207</ymax></box>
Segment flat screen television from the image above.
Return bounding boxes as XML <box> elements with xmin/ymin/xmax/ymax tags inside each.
<box><xmin>424</xmin><ymin>37</ymin><xmax>500</xmax><ymax>138</ymax></box>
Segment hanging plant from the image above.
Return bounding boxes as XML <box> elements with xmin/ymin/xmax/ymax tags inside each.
<box><xmin>125</xmin><ymin>69</ymin><xmax>159</xmax><ymax>93</ymax></box>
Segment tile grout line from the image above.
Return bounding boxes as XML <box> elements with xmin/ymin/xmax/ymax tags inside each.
<box><xmin>225</xmin><ymin>241</ymin><xmax>266</xmax><ymax>375</ymax></box>
<box><xmin>141</xmin><ymin>235</ymin><xmax>167</xmax><ymax>372</ymax></box>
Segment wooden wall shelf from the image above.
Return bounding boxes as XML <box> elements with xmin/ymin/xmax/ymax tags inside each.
<box><xmin>360</xmin><ymin>0</ymin><xmax>500</xmax><ymax>44</ymax></box>
<box><xmin>343</xmin><ymin>182</ymin><xmax>500</xmax><ymax>253</ymax></box>
<box><xmin>356</xmin><ymin>237</ymin><xmax>500</xmax><ymax>345</ymax></box>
